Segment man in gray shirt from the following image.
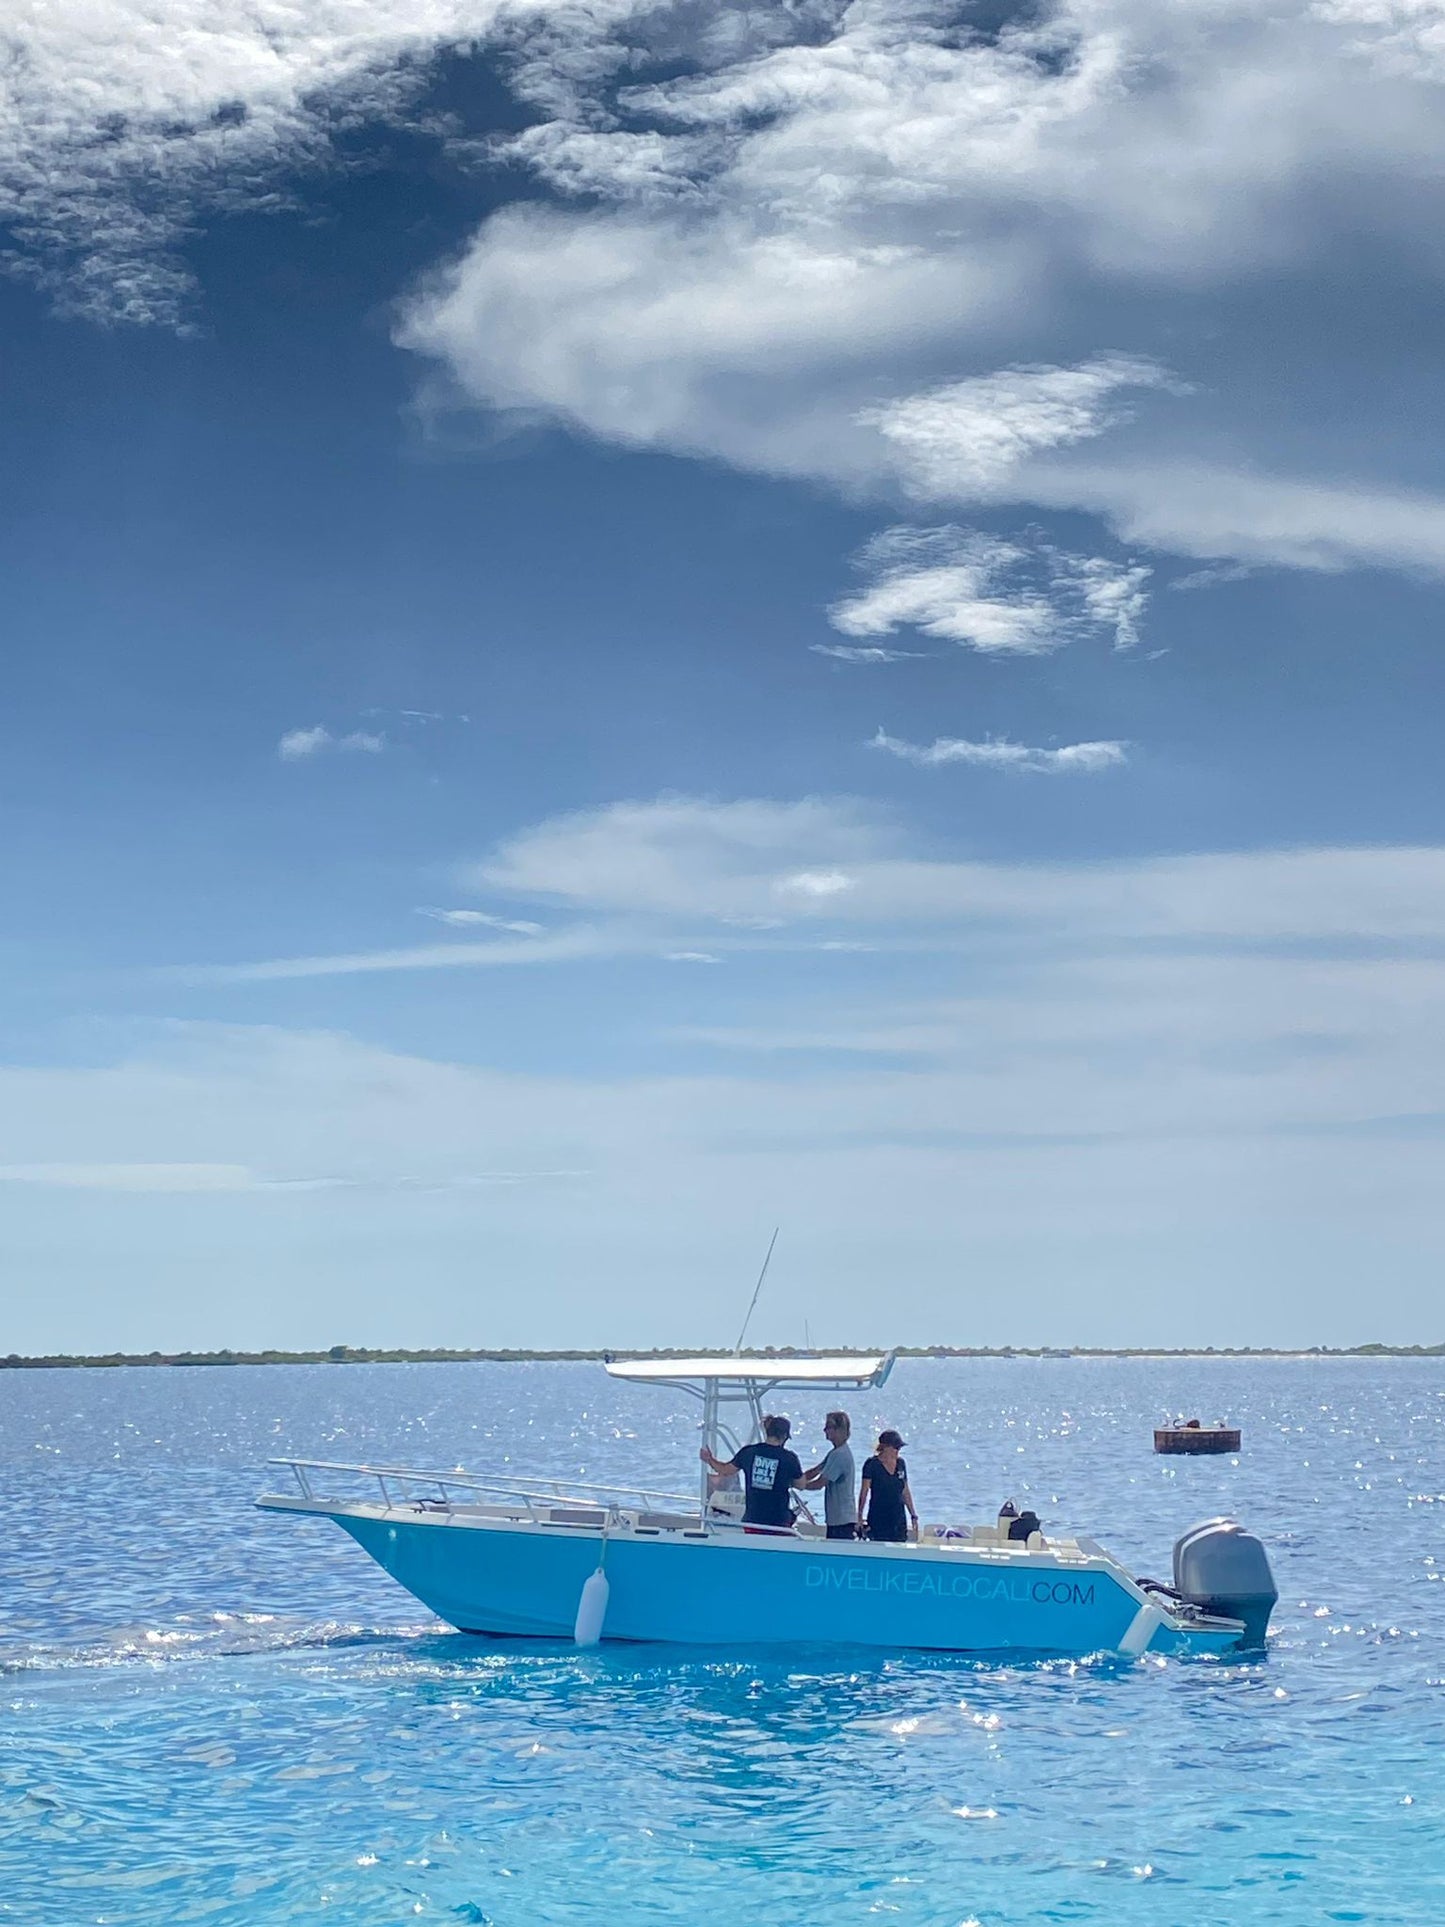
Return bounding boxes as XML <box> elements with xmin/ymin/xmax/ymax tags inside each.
<box><xmin>803</xmin><ymin>1410</ymin><xmax>857</xmax><ymax>1539</ymax></box>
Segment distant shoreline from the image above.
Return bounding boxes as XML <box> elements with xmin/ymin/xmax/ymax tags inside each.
<box><xmin>1</xmin><ymin>1343</ymin><xmax>1440</xmax><ymax>1369</ymax></box>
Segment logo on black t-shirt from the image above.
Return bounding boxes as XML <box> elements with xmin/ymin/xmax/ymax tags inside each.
<box><xmin>736</xmin><ymin>1442</ymin><xmax>799</xmax><ymax>1525</ymax></box>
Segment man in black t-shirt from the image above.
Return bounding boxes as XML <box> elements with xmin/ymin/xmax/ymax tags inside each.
<box><xmin>700</xmin><ymin>1415</ymin><xmax>805</xmax><ymax>1529</ymax></box>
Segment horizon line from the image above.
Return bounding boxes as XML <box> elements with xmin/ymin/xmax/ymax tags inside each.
<box><xmin>3</xmin><ymin>1341</ymin><xmax>1441</xmax><ymax>1369</ymax></box>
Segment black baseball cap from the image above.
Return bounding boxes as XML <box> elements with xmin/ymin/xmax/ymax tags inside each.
<box><xmin>878</xmin><ymin>1428</ymin><xmax>905</xmax><ymax>1449</ymax></box>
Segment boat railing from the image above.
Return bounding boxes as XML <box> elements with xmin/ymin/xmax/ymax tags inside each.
<box><xmin>266</xmin><ymin>1456</ymin><xmax>701</xmax><ymax>1521</ymax></box>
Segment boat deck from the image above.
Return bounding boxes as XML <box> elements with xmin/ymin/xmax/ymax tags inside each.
<box><xmin>258</xmin><ymin>1456</ymin><xmax>1105</xmax><ymax>1567</ymax></box>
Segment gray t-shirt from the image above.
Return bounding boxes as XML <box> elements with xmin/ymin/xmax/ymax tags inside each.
<box><xmin>817</xmin><ymin>1443</ymin><xmax>856</xmax><ymax>1527</ymax></box>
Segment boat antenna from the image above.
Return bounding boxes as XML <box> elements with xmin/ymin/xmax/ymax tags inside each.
<box><xmin>734</xmin><ymin>1227</ymin><xmax>779</xmax><ymax>1353</ymax></box>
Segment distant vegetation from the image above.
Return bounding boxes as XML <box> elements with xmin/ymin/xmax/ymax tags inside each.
<box><xmin>1</xmin><ymin>1341</ymin><xmax>1441</xmax><ymax>1369</ymax></box>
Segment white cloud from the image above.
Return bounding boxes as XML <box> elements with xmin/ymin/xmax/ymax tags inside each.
<box><xmin>830</xmin><ymin>527</ymin><xmax>1151</xmax><ymax>654</ymax></box>
<box><xmin>1038</xmin><ymin>461</ymin><xmax>1445</xmax><ymax>574</ymax></box>
<box><xmin>831</xmin><ymin>529</ymin><xmax>1058</xmax><ymax>654</ymax></box>
<box><xmin>663</xmin><ymin>950</ymin><xmax>720</xmax><ymax>963</ymax></box>
<box><xmin>401</xmin><ymin>20</ymin><xmax>1099</xmax><ymax>467</ymax></box>
<box><xmin>863</xmin><ymin>393</ymin><xmax>1445</xmax><ymax>579</ymax></box>
<box><xmin>399</xmin><ymin>203</ymin><xmax>985</xmax><ymax>482</ymax></box>
<box><xmin>278</xmin><ymin>726</ymin><xmax>331</xmax><ymax>761</ymax></box>
<box><xmin>9</xmin><ymin>963</ymin><xmax>1445</xmax><ymax>1347</ymax></box>
<box><xmin>417</xmin><ymin>906</ymin><xmax>544</xmax><ymax>933</ymax></box>
<box><xmin>394</xmin><ymin>2</ymin><xmax>1445</xmax><ymax>579</ymax></box>
<box><xmin>15</xmin><ymin>0</ymin><xmax>1445</xmax><ymax>578</ymax></box>
<box><xmin>1066</xmin><ymin>555</ymin><xmax>1152</xmax><ymax>651</ymax></box>
<box><xmin>176</xmin><ymin>795</ymin><xmax>1445</xmax><ymax>984</ymax></box>
<box><xmin>277</xmin><ymin>726</ymin><xmax>384</xmax><ymax>760</ymax></box>
<box><xmin>773</xmin><ymin>870</ymin><xmax>856</xmax><ymax>900</ymax></box>
<box><xmin>872</xmin><ymin>729</ymin><xmax>1128</xmax><ymax>774</ymax></box>
<box><xmin>474</xmin><ymin>795</ymin><xmax>880</xmax><ymax>919</ymax></box>
<box><xmin>0</xmin><ymin>0</ymin><xmax>650</xmax><ymax>321</ymax></box>
<box><xmin>865</xmin><ymin>357</ymin><xmax>1174</xmax><ymax>499</ymax></box>
<box><xmin>174</xmin><ymin>924</ymin><xmax>611</xmax><ymax>984</ymax></box>
<box><xmin>1169</xmin><ymin>562</ymin><xmax>1255</xmax><ymax>593</ymax></box>
<box><xmin>446</xmin><ymin>795</ymin><xmax>1445</xmax><ymax>944</ymax></box>
<box><xmin>810</xmin><ymin>643</ymin><xmax>928</xmax><ymax>664</ymax></box>
<box><xmin>469</xmin><ymin>797</ymin><xmax>1445</xmax><ymax>945</ymax></box>
<box><xmin>1315</xmin><ymin>0</ymin><xmax>1445</xmax><ymax>78</ymax></box>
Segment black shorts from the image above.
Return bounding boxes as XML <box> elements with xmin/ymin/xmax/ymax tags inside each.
<box><xmin>826</xmin><ymin>1523</ymin><xmax>857</xmax><ymax>1540</ymax></box>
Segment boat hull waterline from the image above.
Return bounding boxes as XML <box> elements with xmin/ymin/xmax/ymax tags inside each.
<box><xmin>258</xmin><ymin>1496</ymin><xmax>1248</xmax><ymax>1659</ymax></box>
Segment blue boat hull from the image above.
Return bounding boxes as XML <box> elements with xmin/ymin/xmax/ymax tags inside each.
<box><xmin>327</xmin><ymin>1511</ymin><xmax>1242</xmax><ymax>1659</ymax></box>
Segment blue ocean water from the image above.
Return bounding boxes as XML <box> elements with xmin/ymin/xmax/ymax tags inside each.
<box><xmin>0</xmin><ymin>1357</ymin><xmax>1441</xmax><ymax>1925</ymax></box>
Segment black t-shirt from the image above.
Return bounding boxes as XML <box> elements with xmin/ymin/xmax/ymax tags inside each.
<box><xmin>732</xmin><ymin>1442</ymin><xmax>803</xmax><ymax>1528</ymax></box>
<box><xmin>862</xmin><ymin>1454</ymin><xmax>909</xmax><ymax>1540</ymax></box>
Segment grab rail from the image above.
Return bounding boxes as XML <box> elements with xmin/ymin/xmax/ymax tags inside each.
<box><xmin>266</xmin><ymin>1456</ymin><xmax>701</xmax><ymax>1520</ymax></box>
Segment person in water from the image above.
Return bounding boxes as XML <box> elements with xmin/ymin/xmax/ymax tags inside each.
<box><xmin>802</xmin><ymin>1409</ymin><xmax>857</xmax><ymax>1539</ymax></box>
<box><xmin>700</xmin><ymin>1415</ymin><xmax>805</xmax><ymax>1531</ymax></box>
<box><xmin>857</xmin><ymin>1429</ymin><xmax>919</xmax><ymax>1543</ymax></box>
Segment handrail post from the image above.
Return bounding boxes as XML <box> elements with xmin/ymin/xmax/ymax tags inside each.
<box><xmin>377</xmin><ymin>1475</ymin><xmax>392</xmax><ymax>1509</ymax></box>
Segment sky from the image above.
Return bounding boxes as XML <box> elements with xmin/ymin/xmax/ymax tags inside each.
<box><xmin>5</xmin><ymin>0</ymin><xmax>1445</xmax><ymax>1353</ymax></box>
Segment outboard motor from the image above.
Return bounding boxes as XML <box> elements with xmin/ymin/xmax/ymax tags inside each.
<box><xmin>1173</xmin><ymin>1518</ymin><xmax>1278</xmax><ymax>1651</ymax></box>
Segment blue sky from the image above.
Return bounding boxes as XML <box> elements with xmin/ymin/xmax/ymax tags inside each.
<box><xmin>5</xmin><ymin>0</ymin><xmax>1445</xmax><ymax>1352</ymax></box>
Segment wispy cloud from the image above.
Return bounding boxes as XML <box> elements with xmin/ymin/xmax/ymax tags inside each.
<box><xmin>830</xmin><ymin>529</ymin><xmax>1059</xmax><ymax>654</ymax></box>
<box><xmin>866</xmin><ymin>357</ymin><xmax>1176</xmax><ymax>499</ymax></box>
<box><xmin>171</xmin><ymin>925</ymin><xmax>614</xmax><ymax>985</ymax></box>
<box><xmin>0</xmin><ymin>0</ymin><xmax>650</xmax><ymax>323</ymax></box>
<box><xmin>476</xmin><ymin>795</ymin><xmax>878</xmax><ymax>918</ymax></box>
<box><xmin>0</xmin><ymin>1161</ymin><xmax>334</xmax><ymax>1193</ymax></box>
<box><xmin>773</xmin><ymin>870</ymin><xmax>857</xmax><ymax>900</ymax></box>
<box><xmin>1068</xmin><ymin>555</ymin><xmax>1152</xmax><ymax>651</ymax></box>
<box><xmin>14</xmin><ymin>943</ymin><xmax>1445</xmax><ymax>1349</ymax></box>
<box><xmin>872</xmin><ymin>729</ymin><xmax>1128</xmax><ymax>775</ymax></box>
<box><xmin>830</xmin><ymin>528</ymin><xmax>1151</xmax><ymax>655</ymax></box>
<box><xmin>470</xmin><ymin>795</ymin><xmax>1445</xmax><ymax>945</ymax></box>
<box><xmin>1036</xmin><ymin>461</ymin><xmax>1445</xmax><ymax>575</ymax></box>
<box><xmin>168</xmin><ymin>793</ymin><xmax>1445</xmax><ymax>983</ymax></box>
<box><xmin>373</xmin><ymin>706</ymin><xmax>472</xmax><ymax>726</ymax></box>
<box><xmin>417</xmin><ymin>907</ymin><xmax>544</xmax><ymax>934</ymax></box>
<box><xmin>278</xmin><ymin>726</ymin><xmax>384</xmax><ymax>761</ymax></box>
<box><xmin>663</xmin><ymin>950</ymin><xmax>720</xmax><ymax>964</ymax></box>
<box><xmin>810</xmin><ymin>643</ymin><xmax>929</xmax><ymax>664</ymax></box>
<box><xmin>1169</xmin><ymin>561</ymin><xmax>1256</xmax><ymax>593</ymax></box>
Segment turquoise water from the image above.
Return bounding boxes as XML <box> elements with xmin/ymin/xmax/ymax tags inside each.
<box><xmin>1</xmin><ymin>1357</ymin><xmax>1441</xmax><ymax>1924</ymax></box>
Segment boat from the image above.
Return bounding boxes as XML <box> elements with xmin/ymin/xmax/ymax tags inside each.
<box><xmin>257</xmin><ymin>1354</ymin><xmax>1277</xmax><ymax>1658</ymax></box>
<box><xmin>1155</xmin><ymin>1421</ymin><xmax>1242</xmax><ymax>1455</ymax></box>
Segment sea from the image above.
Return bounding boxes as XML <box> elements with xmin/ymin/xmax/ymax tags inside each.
<box><xmin>0</xmin><ymin>1356</ymin><xmax>1441</xmax><ymax>1926</ymax></box>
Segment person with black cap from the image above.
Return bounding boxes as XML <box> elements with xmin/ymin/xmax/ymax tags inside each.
<box><xmin>700</xmin><ymin>1415</ymin><xmax>805</xmax><ymax>1531</ymax></box>
<box><xmin>857</xmin><ymin>1429</ymin><xmax>918</xmax><ymax>1543</ymax></box>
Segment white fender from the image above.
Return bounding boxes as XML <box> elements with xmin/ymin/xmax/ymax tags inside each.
<box><xmin>573</xmin><ymin>1567</ymin><xmax>610</xmax><ymax>1647</ymax></box>
<box><xmin>1118</xmin><ymin>1598</ymin><xmax>1165</xmax><ymax>1657</ymax></box>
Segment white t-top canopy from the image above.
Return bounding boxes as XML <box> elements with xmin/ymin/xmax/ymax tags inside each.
<box><xmin>607</xmin><ymin>1353</ymin><xmax>897</xmax><ymax>1505</ymax></box>
<box><xmin>606</xmin><ymin>1354</ymin><xmax>894</xmax><ymax>1389</ymax></box>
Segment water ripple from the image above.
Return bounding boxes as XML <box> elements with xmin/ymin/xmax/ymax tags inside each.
<box><xmin>0</xmin><ymin>1357</ymin><xmax>1441</xmax><ymax>1924</ymax></box>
